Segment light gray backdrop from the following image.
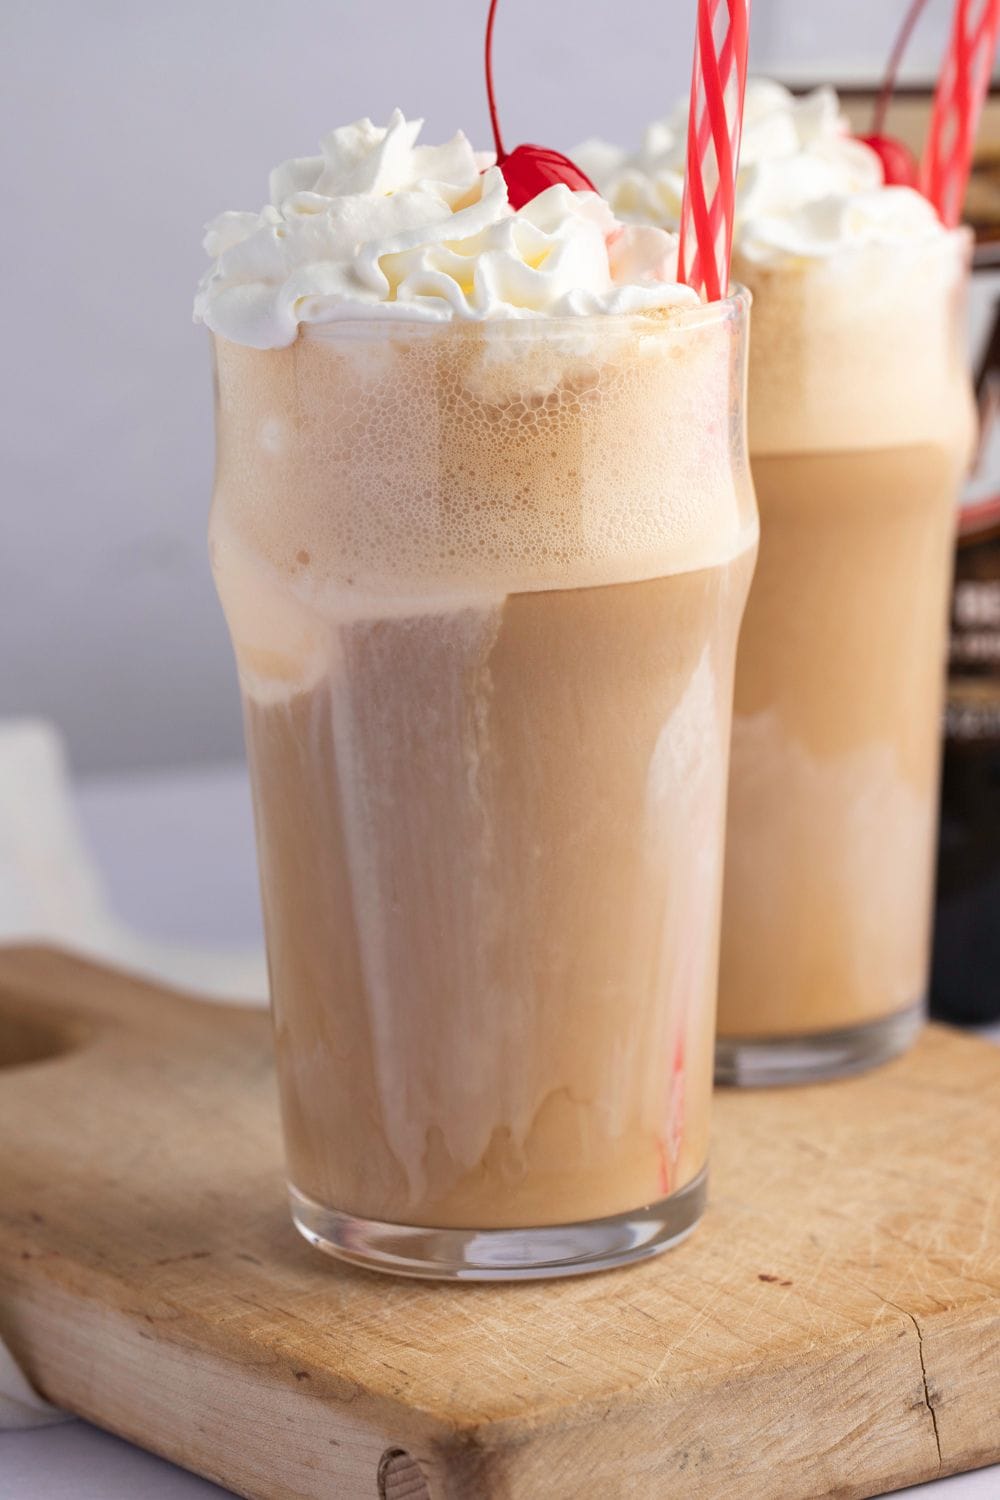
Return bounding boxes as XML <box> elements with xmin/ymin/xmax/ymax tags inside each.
<box><xmin>1</xmin><ymin>0</ymin><xmax>958</xmax><ymax>771</ymax></box>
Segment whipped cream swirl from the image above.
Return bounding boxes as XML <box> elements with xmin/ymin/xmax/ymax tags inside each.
<box><xmin>576</xmin><ymin>79</ymin><xmax>947</xmax><ymax>265</ymax></box>
<box><xmin>195</xmin><ymin>111</ymin><xmax>697</xmax><ymax>348</ymax></box>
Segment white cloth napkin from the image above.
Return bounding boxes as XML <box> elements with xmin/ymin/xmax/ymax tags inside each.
<box><xmin>0</xmin><ymin>718</ymin><xmax>268</xmax><ymax>1002</ymax></box>
<box><xmin>0</xmin><ymin>718</ymin><xmax>267</xmax><ymax>1427</ymax></box>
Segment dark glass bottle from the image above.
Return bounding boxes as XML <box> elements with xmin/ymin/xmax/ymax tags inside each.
<box><xmin>931</xmin><ymin>313</ymin><xmax>1000</xmax><ymax>1025</ymax></box>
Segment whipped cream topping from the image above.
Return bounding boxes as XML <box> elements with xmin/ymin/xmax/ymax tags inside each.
<box><xmin>576</xmin><ymin>79</ymin><xmax>947</xmax><ymax>265</ymax></box>
<box><xmin>195</xmin><ymin>111</ymin><xmax>697</xmax><ymax>348</ymax></box>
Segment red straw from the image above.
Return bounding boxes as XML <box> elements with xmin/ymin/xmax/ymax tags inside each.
<box><xmin>678</xmin><ymin>0</ymin><xmax>752</xmax><ymax>302</ymax></box>
<box><xmin>922</xmin><ymin>0</ymin><xmax>1000</xmax><ymax>227</ymax></box>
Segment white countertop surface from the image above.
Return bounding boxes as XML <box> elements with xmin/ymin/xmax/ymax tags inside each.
<box><xmin>3</xmin><ymin>757</ymin><xmax>997</xmax><ymax>1499</ymax></box>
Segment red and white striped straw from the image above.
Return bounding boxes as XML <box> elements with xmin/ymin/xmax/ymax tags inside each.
<box><xmin>678</xmin><ymin>0</ymin><xmax>751</xmax><ymax>302</ymax></box>
<box><xmin>922</xmin><ymin>0</ymin><xmax>1000</xmax><ymax>227</ymax></box>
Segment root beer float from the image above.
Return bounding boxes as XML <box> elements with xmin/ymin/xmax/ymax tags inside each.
<box><xmin>580</xmin><ymin>79</ymin><xmax>976</xmax><ymax>1082</ymax></box>
<box><xmin>198</xmin><ymin>76</ymin><xmax>756</xmax><ymax>1273</ymax></box>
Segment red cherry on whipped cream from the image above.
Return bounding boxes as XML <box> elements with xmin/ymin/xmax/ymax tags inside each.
<box><xmin>858</xmin><ymin>133</ymin><xmax>920</xmax><ymax>189</ymax></box>
<box><xmin>485</xmin><ymin>0</ymin><xmax>597</xmax><ymax>209</ymax></box>
<box><xmin>494</xmin><ymin>143</ymin><xmax>597</xmax><ymax>210</ymax></box>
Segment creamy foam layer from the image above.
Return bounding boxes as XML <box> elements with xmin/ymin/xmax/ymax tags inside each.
<box><xmin>737</xmin><ymin>233</ymin><xmax>974</xmax><ymax>455</ymax></box>
<box><xmin>210</xmin><ymin>313</ymin><xmax>756</xmax><ymax>694</ymax></box>
<box><xmin>195</xmin><ymin>111</ymin><xmax>697</xmax><ymax>348</ymax></box>
<box><xmin>577</xmin><ymin>81</ymin><xmax>972</xmax><ymax>455</ymax></box>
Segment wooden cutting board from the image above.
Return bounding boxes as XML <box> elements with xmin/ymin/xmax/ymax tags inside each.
<box><xmin>1</xmin><ymin>945</ymin><xmax>998</xmax><ymax>1500</ymax></box>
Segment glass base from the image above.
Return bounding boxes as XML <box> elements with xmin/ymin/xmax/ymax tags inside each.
<box><xmin>289</xmin><ymin>1167</ymin><xmax>707</xmax><ymax>1282</ymax></box>
<box><xmin>714</xmin><ymin>1001</ymin><xmax>924</xmax><ymax>1088</ymax></box>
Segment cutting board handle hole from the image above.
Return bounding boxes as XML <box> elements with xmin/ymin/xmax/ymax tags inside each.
<box><xmin>377</xmin><ymin>1447</ymin><xmax>429</xmax><ymax>1499</ymax></box>
<box><xmin>0</xmin><ymin>1012</ymin><xmax>86</xmax><ymax>1071</ymax></box>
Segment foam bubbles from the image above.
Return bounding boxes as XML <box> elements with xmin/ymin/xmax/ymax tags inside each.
<box><xmin>210</xmin><ymin>311</ymin><xmax>757</xmax><ymax>659</ymax></box>
<box><xmin>737</xmin><ymin>233</ymin><xmax>975</xmax><ymax>456</ymax></box>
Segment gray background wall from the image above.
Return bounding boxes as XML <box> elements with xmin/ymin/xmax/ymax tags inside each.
<box><xmin>1</xmin><ymin>1</ymin><xmax>958</xmax><ymax>772</ymax></box>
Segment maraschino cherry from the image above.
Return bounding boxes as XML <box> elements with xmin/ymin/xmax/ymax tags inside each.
<box><xmin>856</xmin><ymin>0</ymin><xmax>929</xmax><ymax>189</ymax></box>
<box><xmin>857</xmin><ymin>133</ymin><xmax>920</xmax><ymax>188</ymax></box>
<box><xmin>484</xmin><ymin>0</ymin><xmax>597</xmax><ymax>210</ymax></box>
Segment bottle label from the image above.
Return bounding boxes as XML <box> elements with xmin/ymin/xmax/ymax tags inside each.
<box><xmin>947</xmin><ymin>248</ymin><xmax>1000</xmax><ymax>745</ymax></box>
<box><xmin>945</xmin><ymin>679</ymin><xmax>1000</xmax><ymax>741</ymax></box>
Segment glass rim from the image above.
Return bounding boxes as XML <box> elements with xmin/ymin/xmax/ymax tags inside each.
<box><xmin>298</xmin><ymin>286</ymin><xmax>750</xmax><ymax>345</ymax></box>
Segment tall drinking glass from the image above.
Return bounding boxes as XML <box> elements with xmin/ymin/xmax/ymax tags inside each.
<box><xmin>717</xmin><ymin>234</ymin><xmax>976</xmax><ymax>1083</ymax></box>
<box><xmin>210</xmin><ymin>301</ymin><xmax>756</xmax><ymax>1278</ymax></box>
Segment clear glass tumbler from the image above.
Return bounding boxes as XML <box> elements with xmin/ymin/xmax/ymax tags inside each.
<box><xmin>717</xmin><ymin>233</ymin><xmax>976</xmax><ymax>1086</ymax></box>
<box><xmin>210</xmin><ymin>299</ymin><xmax>757</xmax><ymax>1278</ymax></box>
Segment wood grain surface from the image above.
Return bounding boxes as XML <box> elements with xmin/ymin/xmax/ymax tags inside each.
<box><xmin>1</xmin><ymin>945</ymin><xmax>998</xmax><ymax>1500</ymax></box>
